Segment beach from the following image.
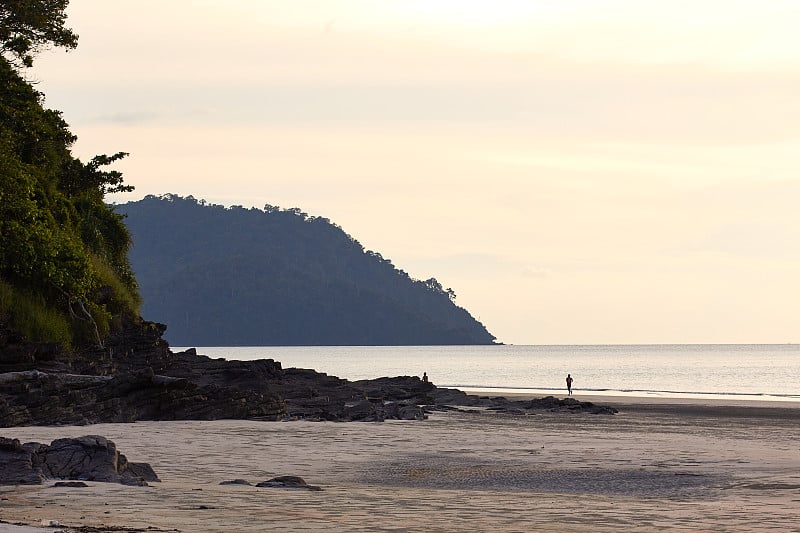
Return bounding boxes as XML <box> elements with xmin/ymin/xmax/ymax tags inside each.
<box><xmin>1</xmin><ymin>396</ymin><xmax>799</xmax><ymax>532</ymax></box>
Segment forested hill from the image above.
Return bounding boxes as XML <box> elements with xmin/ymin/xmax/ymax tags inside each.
<box><xmin>118</xmin><ymin>195</ymin><xmax>497</xmax><ymax>346</ymax></box>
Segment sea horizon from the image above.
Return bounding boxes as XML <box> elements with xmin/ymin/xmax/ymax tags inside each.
<box><xmin>173</xmin><ymin>344</ymin><xmax>800</xmax><ymax>403</ymax></box>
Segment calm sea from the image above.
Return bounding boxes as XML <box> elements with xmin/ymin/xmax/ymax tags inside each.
<box><xmin>174</xmin><ymin>344</ymin><xmax>800</xmax><ymax>403</ymax></box>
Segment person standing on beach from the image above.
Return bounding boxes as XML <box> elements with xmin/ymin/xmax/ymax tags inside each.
<box><xmin>566</xmin><ymin>374</ymin><xmax>573</xmax><ymax>396</ymax></box>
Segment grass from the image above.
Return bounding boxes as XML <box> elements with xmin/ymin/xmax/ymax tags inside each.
<box><xmin>0</xmin><ymin>278</ymin><xmax>73</xmax><ymax>349</ymax></box>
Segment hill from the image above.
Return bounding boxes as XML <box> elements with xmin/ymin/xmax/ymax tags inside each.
<box><xmin>118</xmin><ymin>195</ymin><xmax>497</xmax><ymax>346</ymax></box>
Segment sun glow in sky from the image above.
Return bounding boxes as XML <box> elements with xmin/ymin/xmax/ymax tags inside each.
<box><xmin>31</xmin><ymin>0</ymin><xmax>800</xmax><ymax>344</ymax></box>
<box><xmin>386</xmin><ymin>0</ymin><xmax>545</xmax><ymax>27</ymax></box>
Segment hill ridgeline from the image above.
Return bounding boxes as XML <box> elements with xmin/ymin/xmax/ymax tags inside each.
<box><xmin>118</xmin><ymin>195</ymin><xmax>497</xmax><ymax>346</ymax></box>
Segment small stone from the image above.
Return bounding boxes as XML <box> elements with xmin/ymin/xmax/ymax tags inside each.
<box><xmin>256</xmin><ymin>475</ymin><xmax>322</xmax><ymax>491</ymax></box>
<box><xmin>219</xmin><ymin>479</ymin><xmax>252</xmax><ymax>486</ymax></box>
<box><xmin>53</xmin><ymin>481</ymin><xmax>89</xmax><ymax>488</ymax></box>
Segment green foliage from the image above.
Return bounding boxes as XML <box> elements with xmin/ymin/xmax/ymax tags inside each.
<box><xmin>0</xmin><ymin>278</ymin><xmax>72</xmax><ymax>347</ymax></box>
<box><xmin>0</xmin><ymin>46</ymin><xmax>139</xmax><ymax>347</ymax></box>
<box><xmin>61</xmin><ymin>151</ymin><xmax>133</xmax><ymax>198</ymax></box>
<box><xmin>88</xmin><ymin>254</ymin><xmax>140</xmax><ymax>317</ymax></box>
<box><xmin>0</xmin><ymin>0</ymin><xmax>78</xmax><ymax>67</ymax></box>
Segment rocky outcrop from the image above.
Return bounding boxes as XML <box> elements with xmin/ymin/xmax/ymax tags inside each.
<box><xmin>0</xmin><ymin>318</ymin><xmax>616</xmax><ymax>426</ymax></box>
<box><xmin>525</xmin><ymin>395</ymin><xmax>618</xmax><ymax>414</ymax></box>
<box><xmin>0</xmin><ymin>369</ymin><xmax>283</xmax><ymax>426</ymax></box>
<box><xmin>0</xmin><ymin>319</ymin><xmax>286</xmax><ymax>426</ymax></box>
<box><xmin>0</xmin><ymin>318</ymin><xmax>70</xmax><ymax>374</ymax></box>
<box><xmin>0</xmin><ymin>435</ymin><xmax>158</xmax><ymax>486</ymax></box>
<box><xmin>480</xmin><ymin>395</ymin><xmax>619</xmax><ymax>415</ymax></box>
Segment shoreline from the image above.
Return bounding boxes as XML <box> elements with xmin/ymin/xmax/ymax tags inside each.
<box><xmin>2</xmin><ymin>405</ymin><xmax>799</xmax><ymax>532</ymax></box>
<box><xmin>493</xmin><ymin>389</ymin><xmax>800</xmax><ymax>407</ymax></box>
<box><xmin>459</xmin><ymin>386</ymin><xmax>800</xmax><ymax>404</ymax></box>
<box><xmin>483</xmin><ymin>390</ymin><xmax>800</xmax><ymax>420</ymax></box>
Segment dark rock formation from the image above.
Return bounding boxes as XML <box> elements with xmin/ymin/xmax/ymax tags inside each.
<box><xmin>0</xmin><ymin>317</ymin><xmax>615</xmax><ymax>426</ymax></box>
<box><xmin>219</xmin><ymin>479</ymin><xmax>252</xmax><ymax>486</ymax></box>
<box><xmin>0</xmin><ymin>320</ymin><xmax>285</xmax><ymax>426</ymax></box>
<box><xmin>53</xmin><ymin>481</ymin><xmax>89</xmax><ymax>487</ymax></box>
<box><xmin>525</xmin><ymin>395</ymin><xmax>619</xmax><ymax>414</ymax></box>
<box><xmin>0</xmin><ymin>368</ymin><xmax>283</xmax><ymax>426</ymax></box>
<box><xmin>0</xmin><ymin>435</ymin><xmax>158</xmax><ymax>486</ymax></box>
<box><xmin>256</xmin><ymin>475</ymin><xmax>322</xmax><ymax>491</ymax></box>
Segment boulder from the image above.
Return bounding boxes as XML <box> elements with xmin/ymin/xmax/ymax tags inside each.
<box><xmin>0</xmin><ymin>437</ymin><xmax>45</xmax><ymax>485</ymax></box>
<box><xmin>525</xmin><ymin>396</ymin><xmax>618</xmax><ymax>414</ymax></box>
<box><xmin>220</xmin><ymin>478</ymin><xmax>252</xmax><ymax>486</ymax></box>
<box><xmin>398</xmin><ymin>405</ymin><xmax>426</xmax><ymax>420</ymax></box>
<box><xmin>343</xmin><ymin>400</ymin><xmax>377</xmax><ymax>421</ymax></box>
<box><xmin>53</xmin><ymin>481</ymin><xmax>88</xmax><ymax>487</ymax></box>
<box><xmin>0</xmin><ymin>435</ymin><xmax>158</xmax><ymax>486</ymax></box>
<box><xmin>256</xmin><ymin>475</ymin><xmax>322</xmax><ymax>491</ymax></box>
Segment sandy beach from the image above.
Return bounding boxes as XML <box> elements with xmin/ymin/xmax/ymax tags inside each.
<box><xmin>2</xmin><ymin>396</ymin><xmax>799</xmax><ymax>532</ymax></box>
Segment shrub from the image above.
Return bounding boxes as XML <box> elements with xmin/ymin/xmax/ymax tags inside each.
<box><xmin>0</xmin><ymin>278</ymin><xmax>72</xmax><ymax>349</ymax></box>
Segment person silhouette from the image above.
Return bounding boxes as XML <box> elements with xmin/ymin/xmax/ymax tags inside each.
<box><xmin>566</xmin><ymin>374</ymin><xmax>573</xmax><ymax>396</ymax></box>
<box><xmin>422</xmin><ymin>372</ymin><xmax>428</xmax><ymax>383</ymax></box>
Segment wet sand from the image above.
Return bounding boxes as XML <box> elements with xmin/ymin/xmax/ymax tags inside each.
<box><xmin>1</xmin><ymin>397</ymin><xmax>799</xmax><ymax>532</ymax></box>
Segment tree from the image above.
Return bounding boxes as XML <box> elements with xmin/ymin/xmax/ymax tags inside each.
<box><xmin>60</xmin><ymin>151</ymin><xmax>133</xmax><ymax>198</ymax></box>
<box><xmin>1</xmin><ymin>42</ymin><xmax>138</xmax><ymax>347</ymax></box>
<box><xmin>0</xmin><ymin>0</ymin><xmax>78</xmax><ymax>67</ymax></box>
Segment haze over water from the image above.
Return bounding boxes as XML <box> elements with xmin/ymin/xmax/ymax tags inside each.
<box><xmin>179</xmin><ymin>344</ymin><xmax>800</xmax><ymax>402</ymax></box>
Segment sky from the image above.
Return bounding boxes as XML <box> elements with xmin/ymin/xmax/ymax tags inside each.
<box><xmin>29</xmin><ymin>0</ymin><xmax>800</xmax><ymax>345</ymax></box>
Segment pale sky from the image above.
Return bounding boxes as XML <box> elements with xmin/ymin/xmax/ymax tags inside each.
<box><xmin>31</xmin><ymin>0</ymin><xmax>800</xmax><ymax>344</ymax></box>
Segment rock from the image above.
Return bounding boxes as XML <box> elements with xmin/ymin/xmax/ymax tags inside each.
<box><xmin>383</xmin><ymin>401</ymin><xmax>400</xmax><ymax>419</ymax></box>
<box><xmin>256</xmin><ymin>475</ymin><xmax>322</xmax><ymax>491</ymax></box>
<box><xmin>524</xmin><ymin>396</ymin><xmax>618</xmax><ymax>414</ymax></box>
<box><xmin>43</xmin><ymin>435</ymin><xmax>158</xmax><ymax>486</ymax></box>
<box><xmin>343</xmin><ymin>400</ymin><xmax>377</xmax><ymax>421</ymax></box>
<box><xmin>351</xmin><ymin>376</ymin><xmax>435</xmax><ymax>402</ymax></box>
<box><xmin>125</xmin><ymin>461</ymin><xmax>160</xmax><ymax>482</ymax></box>
<box><xmin>0</xmin><ymin>368</ymin><xmax>285</xmax><ymax>426</ymax></box>
<box><xmin>220</xmin><ymin>479</ymin><xmax>252</xmax><ymax>486</ymax></box>
<box><xmin>398</xmin><ymin>405</ymin><xmax>426</xmax><ymax>420</ymax></box>
<box><xmin>428</xmin><ymin>387</ymin><xmax>481</xmax><ymax>406</ymax></box>
<box><xmin>0</xmin><ymin>436</ymin><xmax>158</xmax><ymax>486</ymax></box>
<box><xmin>0</xmin><ymin>316</ymin><xmax>617</xmax><ymax>424</ymax></box>
<box><xmin>0</xmin><ymin>437</ymin><xmax>45</xmax><ymax>485</ymax></box>
<box><xmin>53</xmin><ymin>481</ymin><xmax>88</xmax><ymax>487</ymax></box>
<box><xmin>0</xmin><ymin>318</ymin><xmax>287</xmax><ymax>426</ymax></box>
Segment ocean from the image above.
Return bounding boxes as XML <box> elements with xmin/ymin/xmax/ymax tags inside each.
<box><xmin>174</xmin><ymin>344</ymin><xmax>800</xmax><ymax>402</ymax></box>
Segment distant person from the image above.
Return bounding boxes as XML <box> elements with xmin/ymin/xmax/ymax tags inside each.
<box><xmin>422</xmin><ymin>372</ymin><xmax>429</xmax><ymax>383</ymax></box>
<box><xmin>566</xmin><ymin>374</ymin><xmax>573</xmax><ymax>396</ymax></box>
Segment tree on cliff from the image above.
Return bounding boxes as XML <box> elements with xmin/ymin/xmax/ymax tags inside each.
<box><xmin>0</xmin><ymin>0</ymin><xmax>77</xmax><ymax>67</ymax></box>
<box><xmin>0</xmin><ymin>1</ymin><xmax>139</xmax><ymax>349</ymax></box>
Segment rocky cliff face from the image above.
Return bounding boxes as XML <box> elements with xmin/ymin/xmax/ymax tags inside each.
<box><xmin>0</xmin><ymin>318</ymin><xmax>286</xmax><ymax>425</ymax></box>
